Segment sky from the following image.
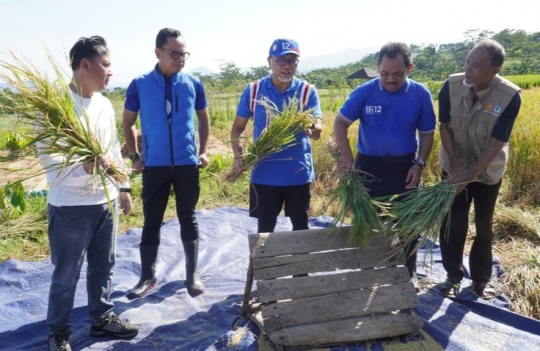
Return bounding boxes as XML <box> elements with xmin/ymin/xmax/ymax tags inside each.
<box><xmin>1</xmin><ymin>0</ymin><xmax>539</xmax><ymax>87</ymax></box>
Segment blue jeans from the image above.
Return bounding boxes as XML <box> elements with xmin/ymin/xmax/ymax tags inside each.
<box><xmin>46</xmin><ymin>202</ymin><xmax>117</xmax><ymax>329</ymax></box>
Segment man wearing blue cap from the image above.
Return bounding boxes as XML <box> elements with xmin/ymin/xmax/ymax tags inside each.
<box><xmin>230</xmin><ymin>38</ymin><xmax>322</xmax><ymax>234</ymax></box>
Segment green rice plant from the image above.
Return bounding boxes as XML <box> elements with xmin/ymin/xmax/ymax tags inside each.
<box><xmin>0</xmin><ymin>49</ymin><xmax>127</xmax><ymax>207</ymax></box>
<box><xmin>226</xmin><ymin>98</ymin><xmax>315</xmax><ymax>182</ymax></box>
<box><xmin>329</xmin><ymin>169</ymin><xmax>386</xmax><ymax>248</ymax></box>
<box><xmin>388</xmin><ymin>181</ymin><xmax>457</xmax><ymax>257</ymax></box>
<box><xmin>324</xmin><ymin>137</ymin><xmax>385</xmax><ymax>247</ymax></box>
<box><xmin>0</xmin><ymin>181</ymin><xmax>26</xmax><ymax>221</ymax></box>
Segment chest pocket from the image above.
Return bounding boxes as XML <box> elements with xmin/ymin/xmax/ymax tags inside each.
<box><xmin>475</xmin><ymin>113</ymin><xmax>498</xmax><ymax>138</ymax></box>
<box><xmin>449</xmin><ymin>97</ymin><xmax>470</xmax><ymax>131</ymax></box>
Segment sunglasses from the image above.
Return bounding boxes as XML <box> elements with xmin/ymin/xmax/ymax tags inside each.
<box><xmin>161</xmin><ymin>48</ymin><xmax>190</xmax><ymax>60</ymax></box>
<box><xmin>271</xmin><ymin>57</ymin><xmax>299</xmax><ymax>67</ymax></box>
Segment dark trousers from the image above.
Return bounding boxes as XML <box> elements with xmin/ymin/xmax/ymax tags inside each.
<box><xmin>141</xmin><ymin>166</ymin><xmax>200</xmax><ymax>245</ymax></box>
<box><xmin>355</xmin><ymin>152</ymin><xmax>419</xmax><ymax>276</ymax></box>
<box><xmin>354</xmin><ymin>153</ymin><xmax>416</xmax><ymax>198</ymax></box>
<box><xmin>249</xmin><ymin>183</ymin><xmax>311</xmax><ymax>233</ymax></box>
<box><xmin>439</xmin><ymin>179</ymin><xmax>502</xmax><ymax>284</ymax></box>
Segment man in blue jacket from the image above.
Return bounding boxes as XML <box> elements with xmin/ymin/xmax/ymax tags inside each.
<box><xmin>123</xmin><ymin>28</ymin><xmax>210</xmax><ymax>299</ymax></box>
<box><xmin>230</xmin><ymin>38</ymin><xmax>322</xmax><ymax>234</ymax></box>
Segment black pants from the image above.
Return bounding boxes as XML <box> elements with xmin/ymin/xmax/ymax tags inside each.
<box><xmin>141</xmin><ymin>166</ymin><xmax>200</xmax><ymax>245</ymax></box>
<box><xmin>354</xmin><ymin>153</ymin><xmax>416</xmax><ymax>198</ymax></box>
<box><xmin>355</xmin><ymin>152</ymin><xmax>419</xmax><ymax>276</ymax></box>
<box><xmin>439</xmin><ymin>179</ymin><xmax>502</xmax><ymax>284</ymax></box>
<box><xmin>249</xmin><ymin>183</ymin><xmax>311</xmax><ymax>233</ymax></box>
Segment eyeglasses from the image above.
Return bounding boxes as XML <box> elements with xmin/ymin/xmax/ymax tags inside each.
<box><xmin>271</xmin><ymin>57</ymin><xmax>299</xmax><ymax>67</ymax></box>
<box><xmin>161</xmin><ymin>48</ymin><xmax>190</xmax><ymax>60</ymax></box>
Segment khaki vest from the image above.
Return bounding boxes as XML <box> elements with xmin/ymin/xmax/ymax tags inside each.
<box><xmin>439</xmin><ymin>73</ymin><xmax>520</xmax><ymax>184</ymax></box>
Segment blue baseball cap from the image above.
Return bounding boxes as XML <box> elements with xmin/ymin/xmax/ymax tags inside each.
<box><xmin>269</xmin><ymin>39</ymin><xmax>300</xmax><ymax>57</ymax></box>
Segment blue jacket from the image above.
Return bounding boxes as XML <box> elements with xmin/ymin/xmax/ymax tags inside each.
<box><xmin>128</xmin><ymin>66</ymin><xmax>207</xmax><ymax>167</ymax></box>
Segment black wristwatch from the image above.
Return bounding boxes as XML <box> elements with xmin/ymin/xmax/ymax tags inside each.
<box><xmin>119</xmin><ymin>188</ymin><xmax>131</xmax><ymax>193</ymax></box>
<box><xmin>413</xmin><ymin>157</ymin><xmax>425</xmax><ymax>169</ymax></box>
<box><xmin>129</xmin><ymin>152</ymin><xmax>141</xmax><ymax>161</ymax></box>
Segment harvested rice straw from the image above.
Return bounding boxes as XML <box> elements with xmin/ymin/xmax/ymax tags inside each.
<box><xmin>325</xmin><ymin>138</ymin><xmax>385</xmax><ymax>248</ymax></box>
<box><xmin>226</xmin><ymin>97</ymin><xmax>315</xmax><ymax>182</ymax></box>
<box><xmin>0</xmin><ymin>49</ymin><xmax>127</xmax><ymax>202</ymax></box>
<box><xmin>387</xmin><ymin>181</ymin><xmax>457</xmax><ymax>257</ymax></box>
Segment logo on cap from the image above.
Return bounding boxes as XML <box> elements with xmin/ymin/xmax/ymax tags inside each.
<box><xmin>269</xmin><ymin>39</ymin><xmax>300</xmax><ymax>58</ymax></box>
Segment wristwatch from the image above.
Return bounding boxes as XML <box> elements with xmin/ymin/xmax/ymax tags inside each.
<box><xmin>129</xmin><ymin>152</ymin><xmax>141</xmax><ymax>161</ymax></box>
<box><xmin>413</xmin><ymin>157</ymin><xmax>426</xmax><ymax>169</ymax></box>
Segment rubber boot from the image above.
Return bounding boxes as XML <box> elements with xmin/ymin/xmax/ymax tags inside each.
<box><xmin>126</xmin><ymin>244</ymin><xmax>158</xmax><ymax>300</ymax></box>
<box><xmin>182</xmin><ymin>239</ymin><xmax>205</xmax><ymax>297</ymax></box>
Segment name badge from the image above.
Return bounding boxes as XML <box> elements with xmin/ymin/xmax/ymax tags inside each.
<box><xmin>365</xmin><ymin>105</ymin><xmax>382</xmax><ymax>115</ymax></box>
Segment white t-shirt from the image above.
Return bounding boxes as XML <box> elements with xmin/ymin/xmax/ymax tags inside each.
<box><xmin>38</xmin><ymin>91</ymin><xmax>126</xmax><ymax>206</ymax></box>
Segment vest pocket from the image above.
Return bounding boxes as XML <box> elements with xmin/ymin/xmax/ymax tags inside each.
<box><xmin>475</xmin><ymin>114</ymin><xmax>496</xmax><ymax>138</ymax></box>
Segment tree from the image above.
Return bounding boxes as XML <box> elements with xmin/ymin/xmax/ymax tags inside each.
<box><xmin>245</xmin><ymin>66</ymin><xmax>270</xmax><ymax>81</ymax></box>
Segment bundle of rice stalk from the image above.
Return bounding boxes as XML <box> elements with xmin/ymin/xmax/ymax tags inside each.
<box><xmin>226</xmin><ymin>98</ymin><xmax>315</xmax><ymax>182</ymax></box>
<box><xmin>325</xmin><ymin>138</ymin><xmax>386</xmax><ymax>248</ymax></box>
<box><xmin>388</xmin><ymin>181</ymin><xmax>457</xmax><ymax>256</ymax></box>
<box><xmin>493</xmin><ymin>204</ymin><xmax>540</xmax><ymax>243</ymax></box>
<box><xmin>0</xmin><ymin>49</ymin><xmax>127</xmax><ymax>196</ymax></box>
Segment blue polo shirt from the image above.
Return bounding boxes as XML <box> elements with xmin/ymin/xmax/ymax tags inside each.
<box><xmin>339</xmin><ymin>78</ymin><xmax>436</xmax><ymax>156</ymax></box>
<box><xmin>236</xmin><ymin>75</ymin><xmax>322</xmax><ymax>186</ymax></box>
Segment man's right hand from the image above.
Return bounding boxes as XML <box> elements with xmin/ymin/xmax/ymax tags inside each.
<box><xmin>337</xmin><ymin>154</ymin><xmax>354</xmax><ymax>173</ymax></box>
<box><xmin>132</xmin><ymin>158</ymin><xmax>145</xmax><ymax>174</ymax></box>
<box><xmin>83</xmin><ymin>155</ymin><xmax>110</xmax><ymax>175</ymax></box>
<box><xmin>232</xmin><ymin>157</ymin><xmax>245</xmax><ymax>175</ymax></box>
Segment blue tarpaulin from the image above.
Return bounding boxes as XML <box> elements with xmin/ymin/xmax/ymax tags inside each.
<box><xmin>1</xmin><ymin>206</ymin><xmax>539</xmax><ymax>350</ymax></box>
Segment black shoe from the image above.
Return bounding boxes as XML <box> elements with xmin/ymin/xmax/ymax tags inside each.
<box><xmin>126</xmin><ymin>277</ymin><xmax>157</xmax><ymax>300</ymax></box>
<box><xmin>439</xmin><ymin>279</ymin><xmax>461</xmax><ymax>296</ymax></box>
<box><xmin>48</xmin><ymin>328</ymin><xmax>71</xmax><ymax>351</ymax></box>
<box><xmin>469</xmin><ymin>281</ymin><xmax>488</xmax><ymax>298</ymax></box>
<box><xmin>90</xmin><ymin>314</ymin><xmax>139</xmax><ymax>339</ymax></box>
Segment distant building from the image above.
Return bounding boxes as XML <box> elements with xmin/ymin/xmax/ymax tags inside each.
<box><xmin>346</xmin><ymin>67</ymin><xmax>378</xmax><ymax>80</ymax></box>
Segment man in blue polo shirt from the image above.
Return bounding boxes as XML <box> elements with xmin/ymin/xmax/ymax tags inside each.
<box><xmin>333</xmin><ymin>42</ymin><xmax>436</xmax><ymax>286</ymax></box>
<box><xmin>230</xmin><ymin>38</ymin><xmax>322</xmax><ymax>234</ymax></box>
<box><xmin>122</xmin><ymin>28</ymin><xmax>210</xmax><ymax>300</ymax></box>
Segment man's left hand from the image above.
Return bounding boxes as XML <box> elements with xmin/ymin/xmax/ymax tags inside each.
<box><xmin>120</xmin><ymin>192</ymin><xmax>132</xmax><ymax>215</ymax></box>
<box><xmin>198</xmin><ymin>153</ymin><xmax>209</xmax><ymax>169</ymax></box>
<box><xmin>405</xmin><ymin>164</ymin><xmax>422</xmax><ymax>189</ymax></box>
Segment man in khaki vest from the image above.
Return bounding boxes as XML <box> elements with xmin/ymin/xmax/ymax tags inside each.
<box><xmin>437</xmin><ymin>39</ymin><xmax>521</xmax><ymax>297</ymax></box>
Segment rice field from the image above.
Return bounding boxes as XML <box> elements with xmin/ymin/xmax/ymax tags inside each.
<box><xmin>1</xmin><ymin>85</ymin><xmax>540</xmax><ymax>319</ymax></box>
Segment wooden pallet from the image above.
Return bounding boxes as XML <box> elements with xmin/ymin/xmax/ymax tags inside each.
<box><xmin>241</xmin><ymin>227</ymin><xmax>423</xmax><ymax>350</ymax></box>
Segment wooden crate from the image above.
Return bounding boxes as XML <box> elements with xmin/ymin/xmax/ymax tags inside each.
<box><xmin>241</xmin><ymin>227</ymin><xmax>423</xmax><ymax>350</ymax></box>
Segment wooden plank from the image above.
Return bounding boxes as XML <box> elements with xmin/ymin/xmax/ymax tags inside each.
<box><xmin>256</xmin><ymin>266</ymin><xmax>411</xmax><ymax>302</ymax></box>
<box><xmin>253</xmin><ymin>243</ymin><xmax>402</xmax><ymax>280</ymax></box>
<box><xmin>248</xmin><ymin>227</ymin><xmax>393</xmax><ymax>258</ymax></box>
<box><xmin>261</xmin><ymin>282</ymin><xmax>419</xmax><ymax>334</ymax></box>
<box><xmin>268</xmin><ymin>313</ymin><xmax>423</xmax><ymax>346</ymax></box>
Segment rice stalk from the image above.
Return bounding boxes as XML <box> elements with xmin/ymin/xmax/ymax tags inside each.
<box><xmin>493</xmin><ymin>203</ymin><xmax>540</xmax><ymax>243</ymax></box>
<box><xmin>225</xmin><ymin>98</ymin><xmax>315</xmax><ymax>182</ymax></box>
<box><xmin>388</xmin><ymin>181</ymin><xmax>457</xmax><ymax>257</ymax></box>
<box><xmin>324</xmin><ymin>138</ymin><xmax>385</xmax><ymax>248</ymax></box>
<box><xmin>0</xmin><ymin>49</ymin><xmax>127</xmax><ymax>200</ymax></box>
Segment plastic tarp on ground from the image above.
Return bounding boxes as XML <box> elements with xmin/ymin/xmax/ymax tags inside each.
<box><xmin>1</xmin><ymin>206</ymin><xmax>540</xmax><ymax>351</ymax></box>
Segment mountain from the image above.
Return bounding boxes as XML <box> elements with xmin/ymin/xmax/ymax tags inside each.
<box><xmin>297</xmin><ymin>47</ymin><xmax>378</xmax><ymax>73</ymax></box>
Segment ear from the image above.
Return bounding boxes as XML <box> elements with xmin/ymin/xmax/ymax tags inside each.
<box><xmin>155</xmin><ymin>47</ymin><xmax>162</xmax><ymax>59</ymax></box>
<box><xmin>81</xmin><ymin>58</ymin><xmax>90</xmax><ymax>72</ymax></box>
<box><xmin>267</xmin><ymin>57</ymin><xmax>271</xmax><ymax>67</ymax></box>
<box><xmin>406</xmin><ymin>63</ymin><xmax>414</xmax><ymax>74</ymax></box>
<box><xmin>493</xmin><ymin>66</ymin><xmax>501</xmax><ymax>75</ymax></box>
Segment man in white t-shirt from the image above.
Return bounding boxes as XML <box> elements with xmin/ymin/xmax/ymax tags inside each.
<box><xmin>41</xmin><ymin>36</ymin><xmax>138</xmax><ymax>351</ymax></box>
